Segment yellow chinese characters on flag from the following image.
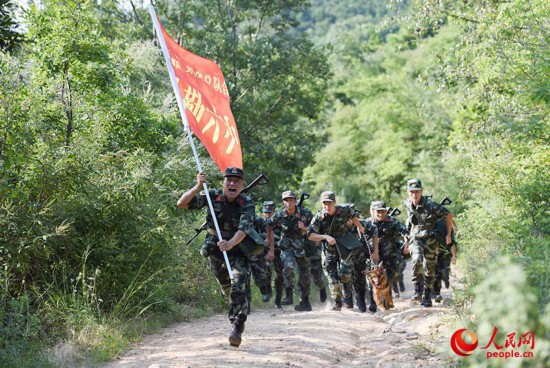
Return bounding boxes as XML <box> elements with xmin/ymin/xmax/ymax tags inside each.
<box><xmin>159</xmin><ymin>22</ymin><xmax>242</xmax><ymax>172</ymax></box>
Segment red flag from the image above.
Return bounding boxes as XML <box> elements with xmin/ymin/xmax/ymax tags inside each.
<box><xmin>159</xmin><ymin>21</ymin><xmax>242</xmax><ymax>172</ymax></box>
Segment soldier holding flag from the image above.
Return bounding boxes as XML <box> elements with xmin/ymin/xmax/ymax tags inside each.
<box><xmin>177</xmin><ymin>168</ymin><xmax>266</xmax><ymax>347</ymax></box>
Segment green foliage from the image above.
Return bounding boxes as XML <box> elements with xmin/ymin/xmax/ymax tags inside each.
<box><xmin>303</xmin><ymin>25</ymin><xmax>457</xmax><ymax>211</ymax></box>
<box><xmin>462</xmin><ymin>256</ymin><xmax>550</xmax><ymax>367</ymax></box>
<box><xmin>0</xmin><ymin>0</ymin><xmax>24</xmax><ymax>52</ymax></box>
<box><xmin>154</xmin><ymin>0</ymin><xmax>332</xmax><ymax>195</ymax></box>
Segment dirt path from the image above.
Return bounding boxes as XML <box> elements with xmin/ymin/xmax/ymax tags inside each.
<box><xmin>105</xmin><ymin>264</ymin><xmax>458</xmax><ymax>367</ymax></box>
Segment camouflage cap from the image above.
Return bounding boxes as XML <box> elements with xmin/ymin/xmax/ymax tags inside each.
<box><xmin>224</xmin><ymin>167</ymin><xmax>244</xmax><ymax>179</ymax></box>
<box><xmin>370</xmin><ymin>201</ymin><xmax>387</xmax><ymax>211</ymax></box>
<box><xmin>262</xmin><ymin>200</ymin><xmax>276</xmax><ymax>213</ymax></box>
<box><xmin>407</xmin><ymin>179</ymin><xmax>422</xmax><ymax>191</ymax></box>
<box><xmin>281</xmin><ymin>190</ymin><xmax>297</xmax><ymax>200</ymax></box>
<box><xmin>320</xmin><ymin>191</ymin><xmax>335</xmax><ymax>202</ymax></box>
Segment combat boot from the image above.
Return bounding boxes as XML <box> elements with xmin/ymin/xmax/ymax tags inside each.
<box><xmin>392</xmin><ymin>282</ymin><xmax>400</xmax><ymax>298</ymax></box>
<box><xmin>411</xmin><ymin>283</ymin><xmax>423</xmax><ymax>302</ymax></box>
<box><xmin>368</xmin><ymin>289</ymin><xmax>377</xmax><ymax>312</ymax></box>
<box><xmin>274</xmin><ymin>288</ymin><xmax>282</xmax><ymax>309</ymax></box>
<box><xmin>342</xmin><ymin>283</ymin><xmax>354</xmax><ymax>308</ymax></box>
<box><xmin>229</xmin><ymin>319</ymin><xmax>245</xmax><ymax>347</ymax></box>
<box><xmin>261</xmin><ymin>284</ymin><xmax>272</xmax><ymax>303</ymax></box>
<box><xmin>399</xmin><ymin>280</ymin><xmax>405</xmax><ymax>292</ymax></box>
<box><xmin>421</xmin><ymin>289</ymin><xmax>432</xmax><ymax>307</ymax></box>
<box><xmin>319</xmin><ymin>287</ymin><xmax>327</xmax><ymax>303</ymax></box>
<box><xmin>281</xmin><ymin>287</ymin><xmax>293</xmax><ymax>305</ymax></box>
<box><xmin>294</xmin><ymin>295</ymin><xmax>312</xmax><ymax>312</ymax></box>
<box><xmin>331</xmin><ymin>300</ymin><xmax>342</xmax><ymax>311</ymax></box>
<box><xmin>355</xmin><ymin>290</ymin><xmax>367</xmax><ymax>313</ymax></box>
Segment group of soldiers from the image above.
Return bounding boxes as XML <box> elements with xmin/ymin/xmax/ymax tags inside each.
<box><xmin>177</xmin><ymin>167</ymin><xmax>456</xmax><ymax>348</ymax></box>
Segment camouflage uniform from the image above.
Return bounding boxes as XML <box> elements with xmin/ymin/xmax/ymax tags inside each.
<box><xmin>307</xmin><ymin>241</ymin><xmax>326</xmax><ymax>300</ymax></box>
<box><xmin>254</xmin><ymin>201</ymin><xmax>284</xmax><ymax>307</ymax></box>
<box><xmin>267</xmin><ymin>204</ymin><xmax>313</xmax><ymax>308</ymax></box>
<box><xmin>403</xmin><ymin>192</ymin><xmax>450</xmax><ymax>300</ymax></box>
<box><xmin>366</xmin><ymin>215</ymin><xmax>408</xmax><ymax>290</ymax></box>
<box><xmin>189</xmin><ymin>188</ymin><xmax>266</xmax><ymax>324</ymax></box>
<box><xmin>308</xmin><ymin>201</ymin><xmax>360</xmax><ymax>308</ymax></box>
<box><xmin>347</xmin><ymin>218</ymin><xmax>378</xmax><ymax>312</ymax></box>
<box><xmin>433</xmin><ymin>218</ymin><xmax>456</xmax><ymax>300</ymax></box>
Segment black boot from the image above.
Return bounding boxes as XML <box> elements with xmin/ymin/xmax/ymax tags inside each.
<box><xmin>368</xmin><ymin>289</ymin><xmax>377</xmax><ymax>312</ymax></box>
<box><xmin>262</xmin><ymin>284</ymin><xmax>272</xmax><ymax>303</ymax></box>
<box><xmin>294</xmin><ymin>295</ymin><xmax>312</xmax><ymax>312</ymax></box>
<box><xmin>274</xmin><ymin>288</ymin><xmax>282</xmax><ymax>309</ymax></box>
<box><xmin>343</xmin><ymin>283</ymin><xmax>354</xmax><ymax>308</ymax></box>
<box><xmin>421</xmin><ymin>289</ymin><xmax>432</xmax><ymax>307</ymax></box>
<box><xmin>356</xmin><ymin>290</ymin><xmax>367</xmax><ymax>313</ymax></box>
<box><xmin>281</xmin><ymin>287</ymin><xmax>293</xmax><ymax>305</ymax></box>
<box><xmin>229</xmin><ymin>319</ymin><xmax>245</xmax><ymax>347</ymax></box>
<box><xmin>331</xmin><ymin>300</ymin><xmax>342</xmax><ymax>311</ymax></box>
<box><xmin>399</xmin><ymin>280</ymin><xmax>405</xmax><ymax>292</ymax></box>
<box><xmin>319</xmin><ymin>287</ymin><xmax>327</xmax><ymax>303</ymax></box>
<box><xmin>411</xmin><ymin>283</ymin><xmax>423</xmax><ymax>301</ymax></box>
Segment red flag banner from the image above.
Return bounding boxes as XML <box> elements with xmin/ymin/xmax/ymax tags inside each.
<box><xmin>158</xmin><ymin>20</ymin><xmax>242</xmax><ymax>172</ymax></box>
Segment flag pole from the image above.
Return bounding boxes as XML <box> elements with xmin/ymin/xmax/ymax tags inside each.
<box><xmin>148</xmin><ymin>5</ymin><xmax>233</xmax><ymax>279</ymax></box>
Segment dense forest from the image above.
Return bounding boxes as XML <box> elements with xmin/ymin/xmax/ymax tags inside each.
<box><xmin>0</xmin><ymin>0</ymin><xmax>548</xmax><ymax>366</ymax></box>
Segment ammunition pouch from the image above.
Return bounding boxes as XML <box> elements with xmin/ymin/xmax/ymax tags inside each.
<box><xmin>335</xmin><ymin>232</ymin><xmax>363</xmax><ymax>261</ymax></box>
<box><xmin>240</xmin><ymin>228</ymin><xmax>265</xmax><ymax>256</ymax></box>
<box><xmin>304</xmin><ymin>239</ymin><xmax>318</xmax><ymax>258</ymax></box>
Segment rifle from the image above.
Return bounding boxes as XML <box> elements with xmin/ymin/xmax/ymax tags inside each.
<box><xmin>425</xmin><ymin>194</ymin><xmax>452</xmax><ymax>206</ymax></box>
<box><xmin>184</xmin><ymin>172</ymin><xmax>269</xmax><ymax>246</ymax></box>
<box><xmin>297</xmin><ymin>192</ymin><xmax>310</xmax><ymax>208</ymax></box>
<box><xmin>387</xmin><ymin>207</ymin><xmax>401</xmax><ymax>216</ymax></box>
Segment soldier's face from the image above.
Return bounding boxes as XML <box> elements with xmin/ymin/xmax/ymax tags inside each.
<box><xmin>223</xmin><ymin>176</ymin><xmax>244</xmax><ymax>202</ymax></box>
<box><xmin>408</xmin><ymin>189</ymin><xmax>422</xmax><ymax>205</ymax></box>
<box><xmin>282</xmin><ymin>197</ymin><xmax>296</xmax><ymax>210</ymax></box>
<box><xmin>375</xmin><ymin>210</ymin><xmax>387</xmax><ymax>221</ymax></box>
<box><xmin>322</xmin><ymin>201</ymin><xmax>336</xmax><ymax>215</ymax></box>
<box><xmin>263</xmin><ymin>211</ymin><xmax>273</xmax><ymax>219</ymax></box>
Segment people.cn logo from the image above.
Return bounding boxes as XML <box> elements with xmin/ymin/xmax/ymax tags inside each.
<box><xmin>450</xmin><ymin>328</ymin><xmax>479</xmax><ymax>356</ymax></box>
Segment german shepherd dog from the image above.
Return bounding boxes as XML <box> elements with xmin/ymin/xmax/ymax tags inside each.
<box><xmin>364</xmin><ymin>262</ymin><xmax>394</xmax><ymax>310</ymax></box>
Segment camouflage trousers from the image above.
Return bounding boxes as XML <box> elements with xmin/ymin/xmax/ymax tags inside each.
<box><xmin>247</xmin><ymin>249</ymin><xmax>271</xmax><ymax>294</ymax></box>
<box><xmin>410</xmin><ymin>236</ymin><xmax>439</xmax><ymax>291</ymax></box>
<box><xmin>269</xmin><ymin>248</ymin><xmax>284</xmax><ymax>295</ymax></box>
<box><xmin>397</xmin><ymin>251</ymin><xmax>406</xmax><ymax>284</ymax></box>
<box><xmin>434</xmin><ymin>244</ymin><xmax>452</xmax><ymax>294</ymax></box>
<box><xmin>281</xmin><ymin>249</ymin><xmax>311</xmax><ymax>298</ymax></box>
<box><xmin>207</xmin><ymin>250</ymin><xmax>251</xmax><ymax>323</ymax></box>
<box><xmin>378</xmin><ymin>242</ymin><xmax>400</xmax><ymax>286</ymax></box>
<box><xmin>309</xmin><ymin>248</ymin><xmax>325</xmax><ymax>290</ymax></box>
<box><xmin>322</xmin><ymin>243</ymin><xmax>352</xmax><ymax>302</ymax></box>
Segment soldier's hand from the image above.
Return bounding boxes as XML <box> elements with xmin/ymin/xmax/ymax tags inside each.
<box><xmin>217</xmin><ymin>239</ymin><xmax>233</xmax><ymax>252</ymax></box>
<box><xmin>196</xmin><ymin>172</ymin><xmax>207</xmax><ymax>186</ymax></box>
<box><xmin>451</xmin><ymin>255</ymin><xmax>457</xmax><ymax>265</ymax></box>
<box><xmin>403</xmin><ymin>244</ymin><xmax>410</xmax><ymax>255</ymax></box>
<box><xmin>298</xmin><ymin>221</ymin><xmax>307</xmax><ymax>231</ymax></box>
<box><xmin>325</xmin><ymin>235</ymin><xmax>337</xmax><ymax>246</ymax></box>
<box><xmin>265</xmin><ymin>249</ymin><xmax>275</xmax><ymax>261</ymax></box>
<box><xmin>371</xmin><ymin>252</ymin><xmax>379</xmax><ymax>264</ymax></box>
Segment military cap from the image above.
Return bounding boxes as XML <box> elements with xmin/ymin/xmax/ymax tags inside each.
<box><xmin>320</xmin><ymin>191</ymin><xmax>335</xmax><ymax>202</ymax></box>
<box><xmin>224</xmin><ymin>166</ymin><xmax>244</xmax><ymax>179</ymax></box>
<box><xmin>370</xmin><ymin>201</ymin><xmax>387</xmax><ymax>211</ymax></box>
<box><xmin>407</xmin><ymin>179</ymin><xmax>423</xmax><ymax>191</ymax></box>
<box><xmin>262</xmin><ymin>201</ymin><xmax>276</xmax><ymax>213</ymax></box>
<box><xmin>282</xmin><ymin>190</ymin><xmax>297</xmax><ymax>200</ymax></box>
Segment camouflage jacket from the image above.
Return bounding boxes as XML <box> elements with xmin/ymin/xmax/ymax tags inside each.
<box><xmin>307</xmin><ymin>204</ymin><xmax>358</xmax><ymax>239</ymax></box>
<box><xmin>366</xmin><ymin>216</ymin><xmax>407</xmax><ymax>244</ymax></box>
<box><xmin>267</xmin><ymin>206</ymin><xmax>313</xmax><ymax>240</ymax></box>
<box><xmin>403</xmin><ymin>196</ymin><xmax>450</xmax><ymax>237</ymax></box>
<box><xmin>253</xmin><ymin>215</ymin><xmax>281</xmax><ymax>239</ymax></box>
<box><xmin>187</xmin><ymin>189</ymin><xmax>255</xmax><ymax>236</ymax></box>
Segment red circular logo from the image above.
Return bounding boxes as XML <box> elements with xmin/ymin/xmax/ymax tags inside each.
<box><xmin>450</xmin><ymin>328</ymin><xmax>478</xmax><ymax>356</ymax></box>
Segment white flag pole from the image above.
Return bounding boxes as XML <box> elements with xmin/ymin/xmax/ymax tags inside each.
<box><xmin>148</xmin><ymin>5</ymin><xmax>233</xmax><ymax>279</ymax></box>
